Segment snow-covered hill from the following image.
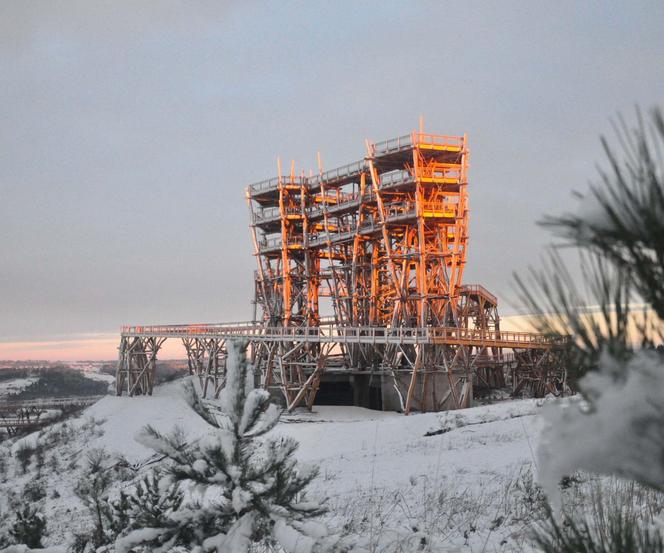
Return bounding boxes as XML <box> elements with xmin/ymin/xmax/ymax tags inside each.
<box><xmin>0</xmin><ymin>378</ymin><xmax>39</xmax><ymax>399</ymax></box>
<box><xmin>0</xmin><ymin>379</ymin><xmax>557</xmax><ymax>552</ymax></box>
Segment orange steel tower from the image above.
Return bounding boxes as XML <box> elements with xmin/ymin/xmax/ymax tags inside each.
<box><xmin>117</xmin><ymin>127</ymin><xmax>566</xmax><ymax>412</ymax></box>
<box><xmin>246</xmin><ymin>129</ymin><xmax>529</xmax><ymax>412</ymax></box>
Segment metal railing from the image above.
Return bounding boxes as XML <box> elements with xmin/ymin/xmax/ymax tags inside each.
<box><xmin>371</xmin><ymin>132</ymin><xmax>464</xmax><ymax>158</ymax></box>
<box><xmin>421</xmin><ymin>201</ymin><xmax>457</xmax><ymax>215</ymax></box>
<box><xmin>459</xmin><ymin>284</ymin><xmax>498</xmax><ymax>306</ymax></box>
<box><xmin>253</xmin><ymin>205</ymin><xmax>303</xmax><ymax>224</ymax></box>
<box><xmin>257</xmin><ymin>234</ymin><xmax>303</xmax><ymax>249</ymax></box>
<box><xmin>247</xmin><ymin>133</ymin><xmax>464</xmax><ymax>198</ymax></box>
<box><xmin>121</xmin><ymin>322</ymin><xmax>563</xmax><ymax>349</ymax></box>
<box><xmin>257</xmin><ymin>236</ymin><xmax>282</xmax><ymax>249</ymax></box>
<box><xmin>252</xmin><ymin>206</ymin><xmax>281</xmax><ymax>223</ymax></box>
<box><xmin>309</xmin><ymin>160</ymin><xmax>368</xmax><ymax>187</ymax></box>
<box><xmin>373</xmin><ymin>134</ymin><xmax>413</xmax><ymax>155</ymax></box>
<box><xmin>413</xmin><ymin>133</ymin><xmax>464</xmax><ymax>150</ymax></box>
<box><xmin>122</xmin><ymin>321</ymin><xmax>258</xmax><ymax>335</ymax></box>
<box><xmin>383</xmin><ymin>201</ymin><xmax>457</xmax><ymax>219</ymax></box>
<box><xmin>379</xmin><ymin>169</ymin><xmax>415</xmax><ymax>188</ymax></box>
<box><xmin>248</xmin><ymin>176</ymin><xmax>307</xmax><ymax>195</ymax></box>
<box><xmin>309</xmin><ymin>227</ymin><xmax>356</xmax><ymax>246</ymax></box>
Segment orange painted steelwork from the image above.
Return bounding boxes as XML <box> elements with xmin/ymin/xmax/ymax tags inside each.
<box><xmin>244</xmin><ymin>129</ymin><xmax>566</xmax><ymax>412</ymax></box>
<box><xmin>117</xmin><ymin>127</ymin><xmax>566</xmax><ymax>412</ymax></box>
<box><xmin>247</xmin><ymin>132</ymin><xmax>469</xmax><ymax>330</ymax></box>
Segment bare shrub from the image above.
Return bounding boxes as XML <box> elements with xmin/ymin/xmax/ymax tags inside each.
<box><xmin>14</xmin><ymin>442</ymin><xmax>35</xmax><ymax>474</ymax></box>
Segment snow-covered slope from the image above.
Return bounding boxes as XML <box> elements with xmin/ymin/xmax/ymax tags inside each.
<box><xmin>82</xmin><ymin>383</ymin><xmax>216</xmax><ymax>461</ymax></box>
<box><xmin>0</xmin><ymin>379</ymin><xmax>553</xmax><ymax>551</ymax></box>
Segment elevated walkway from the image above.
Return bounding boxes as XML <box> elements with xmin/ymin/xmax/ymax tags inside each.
<box><xmin>121</xmin><ymin>322</ymin><xmax>560</xmax><ymax>350</ymax></box>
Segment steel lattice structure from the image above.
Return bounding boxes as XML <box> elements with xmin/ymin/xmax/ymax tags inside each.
<box><xmin>117</xmin><ymin>129</ymin><xmax>567</xmax><ymax>413</ymax></box>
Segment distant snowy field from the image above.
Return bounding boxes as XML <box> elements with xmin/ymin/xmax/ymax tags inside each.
<box><xmin>0</xmin><ymin>377</ymin><xmax>38</xmax><ymax>398</ymax></box>
<box><xmin>0</xmin><ymin>378</ymin><xmax>559</xmax><ymax>552</ymax></box>
<box><xmin>79</xmin><ymin>372</ymin><xmax>115</xmax><ymax>385</ymax></box>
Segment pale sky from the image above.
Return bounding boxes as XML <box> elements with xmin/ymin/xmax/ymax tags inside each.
<box><xmin>2</xmin><ymin>1</ymin><xmax>663</xmax><ymax>359</ymax></box>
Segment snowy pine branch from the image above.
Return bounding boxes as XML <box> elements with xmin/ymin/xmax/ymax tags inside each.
<box><xmin>135</xmin><ymin>425</ymin><xmax>192</xmax><ymax>467</ymax></box>
<box><xmin>518</xmin><ymin>107</ymin><xmax>664</xmax><ymax>549</ymax></box>
<box><xmin>181</xmin><ymin>380</ymin><xmax>220</xmax><ymax>429</ymax></box>
<box><xmin>117</xmin><ymin>340</ymin><xmax>336</xmax><ymax>553</ymax></box>
<box><xmin>542</xmin><ymin>107</ymin><xmax>664</xmax><ymax>323</ymax></box>
<box><xmin>538</xmin><ymin>350</ymin><xmax>664</xmax><ymax>507</ymax></box>
<box><xmin>514</xmin><ymin>249</ymin><xmax>643</xmax><ymax>381</ymax></box>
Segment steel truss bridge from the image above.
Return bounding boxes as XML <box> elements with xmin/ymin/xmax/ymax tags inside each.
<box><xmin>118</xmin><ymin>128</ymin><xmax>567</xmax><ymax>413</ymax></box>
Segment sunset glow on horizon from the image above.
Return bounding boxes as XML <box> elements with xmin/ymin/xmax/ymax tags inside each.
<box><xmin>0</xmin><ymin>334</ymin><xmax>188</xmax><ymax>362</ymax></box>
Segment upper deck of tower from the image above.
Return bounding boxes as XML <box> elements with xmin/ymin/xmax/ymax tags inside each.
<box><xmin>245</xmin><ymin>131</ymin><xmax>467</xmax><ymax>203</ymax></box>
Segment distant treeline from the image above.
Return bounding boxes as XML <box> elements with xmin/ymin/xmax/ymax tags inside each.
<box><xmin>9</xmin><ymin>370</ymin><xmax>108</xmax><ymax>399</ymax></box>
<box><xmin>0</xmin><ymin>366</ymin><xmax>82</xmax><ymax>381</ymax></box>
<box><xmin>0</xmin><ymin>368</ymin><xmax>36</xmax><ymax>381</ymax></box>
<box><xmin>1</xmin><ymin>362</ymin><xmax>186</xmax><ymax>399</ymax></box>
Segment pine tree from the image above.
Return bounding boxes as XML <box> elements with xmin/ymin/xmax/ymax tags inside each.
<box><xmin>9</xmin><ymin>505</ymin><xmax>46</xmax><ymax>549</ymax></box>
<box><xmin>108</xmin><ymin>490</ymin><xmax>131</xmax><ymax>540</ymax></box>
<box><xmin>516</xmin><ymin>108</ymin><xmax>664</xmax><ymax>549</ymax></box>
<box><xmin>124</xmin><ymin>472</ymin><xmax>183</xmax><ymax>531</ymax></box>
<box><xmin>515</xmin><ymin>109</ymin><xmax>664</xmax><ymax>384</ymax></box>
<box><xmin>117</xmin><ymin>340</ymin><xmax>348</xmax><ymax>553</ymax></box>
<box><xmin>74</xmin><ymin>448</ymin><xmax>133</xmax><ymax>551</ymax></box>
<box><xmin>74</xmin><ymin>448</ymin><xmax>115</xmax><ymax>549</ymax></box>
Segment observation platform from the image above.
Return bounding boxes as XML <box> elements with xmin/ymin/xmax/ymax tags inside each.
<box><xmin>247</xmin><ymin>132</ymin><xmax>464</xmax><ymax>201</ymax></box>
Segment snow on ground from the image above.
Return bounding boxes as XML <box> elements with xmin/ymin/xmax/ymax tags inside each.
<box><xmin>0</xmin><ymin>378</ymin><xmax>38</xmax><ymax>399</ymax></box>
<box><xmin>79</xmin><ymin>371</ymin><xmax>116</xmax><ymax>385</ymax></box>
<box><xmin>0</xmin><ymin>379</ymin><xmax>556</xmax><ymax>551</ymax></box>
<box><xmin>82</xmin><ymin>381</ymin><xmax>216</xmax><ymax>461</ymax></box>
<box><xmin>276</xmin><ymin>404</ymin><xmax>538</xmax><ymax>494</ymax></box>
<box><xmin>273</xmin><ymin>402</ymin><xmax>545</xmax><ymax>551</ymax></box>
